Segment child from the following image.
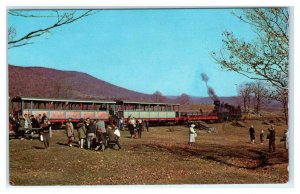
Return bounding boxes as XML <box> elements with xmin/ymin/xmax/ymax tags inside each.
<box><xmin>260</xmin><ymin>129</ymin><xmax>265</xmax><ymax>144</ymax></box>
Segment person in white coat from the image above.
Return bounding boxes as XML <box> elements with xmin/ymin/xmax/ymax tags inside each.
<box><xmin>189</xmin><ymin>124</ymin><xmax>197</xmax><ymax>146</ymax></box>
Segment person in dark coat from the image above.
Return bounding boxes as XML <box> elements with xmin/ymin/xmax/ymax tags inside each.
<box><xmin>267</xmin><ymin>125</ymin><xmax>276</xmax><ymax>153</ymax></box>
<box><xmin>281</xmin><ymin>129</ymin><xmax>289</xmax><ymax>151</ymax></box>
<box><xmin>137</xmin><ymin>119</ymin><xmax>144</xmax><ymax>138</ymax></box>
<box><xmin>86</xmin><ymin>118</ymin><xmax>96</xmax><ymax>150</ymax></box>
<box><xmin>128</xmin><ymin>117</ymin><xmax>136</xmax><ymax>138</ymax></box>
<box><xmin>9</xmin><ymin>113</ymin><xmax>16</xmax><ymax>136</ymax></box>
<box><xmin>41</xmin><ymin>113</ymin><xmax>47</xmax><ymax>123</ymax></box>
<box><xmin>95</xmin><ymin>119</ymin><xmax>107</xmax><ymax>152</ymax></box>
<box><xmin>41</xmin><ymin>118</ymin><xmax>51</xmax><ymax>149</ymax></box>
<box><xmin>145</xmin><ymin>120</ymin><xmax>149</xmax><ymax>132</ymax></box>
<box><xmin>30</xmin><ymin>115</ymin><xmax>40</xmax><ymax>128</ymax></box>
<box><xmin>249</xmin><ymin>125</ymin><xmax>255</xmax><ymax>144</ymax></box>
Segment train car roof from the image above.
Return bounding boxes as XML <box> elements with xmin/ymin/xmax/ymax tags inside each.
<box><xmin>115</xmin><ymin>100</ymin><xmax>180</xmax><ymax>106</ymax></box>
<box><xmin>10</xmin><ymin>96</ymin><xmax>116</xmax><ymax>104</ymax></box>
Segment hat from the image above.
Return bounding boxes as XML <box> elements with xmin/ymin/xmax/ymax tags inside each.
<box><xmin>191</xmin><ymin>124</ymin><xmax>195</xmax><ymax>127</ymax></box>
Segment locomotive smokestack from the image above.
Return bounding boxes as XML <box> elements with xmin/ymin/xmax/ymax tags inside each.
<box><xmin>200</xmin><ymin>73</ymin><xmax>219</xmax><ymax>101</ymax></box>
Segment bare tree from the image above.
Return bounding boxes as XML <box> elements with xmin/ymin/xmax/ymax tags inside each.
<box><xmin>211</xmin><ymin>8</ymin><xmax>289</xmax><ymax>90</ymax></box>
<box><xmin>237</xmin><ymin>82</ymin><xmax>252</xmax><ymax>113</ymax></box>
<box><xmin>152</xmin><ymin>91</ymin><xmax>167</xmax><ymax>103</ymax></box>
<box><xmin>8</xmin><ymin>10</ymin><xmax>97</xmax><ymax>49</ymax></box>
<box><xmin>251</xmin><ymin>81</ymin><xmax>268</xmax><ymax>114</ymax></box>
<box><xmin>267</xmin><ymin>88</ymin><xmax>288</xmax><ymax>124</ymax></box>
<box><xmin>176</xmin><ymin>93</ymin><xmax>192</xmax><ymax>105</ymax></box>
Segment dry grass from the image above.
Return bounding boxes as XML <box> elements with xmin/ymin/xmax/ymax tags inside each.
<box><xmin>9</xmin><ymin>120</ymin><xmax>289</xmax><ymax>186</ymax></box>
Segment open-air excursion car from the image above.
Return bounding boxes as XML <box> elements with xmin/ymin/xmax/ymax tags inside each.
<box><xmin>9</xmin><ymin>96</ymin><xmax>242</xmax><ymax>139</ymax></box>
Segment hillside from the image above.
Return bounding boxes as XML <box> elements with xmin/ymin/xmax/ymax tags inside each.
<box><xmin>8</xmin><ymin>65</ymin><xmax>155</xmax><ymax>101</ymax></box>
<box><xmin>8</xmin><ymin>65</ymin><xmax>281</xmax><ymax>112</ymax></box>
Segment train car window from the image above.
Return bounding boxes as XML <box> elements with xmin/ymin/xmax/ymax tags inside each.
<box><xmin>24</xmin><ymin>101</ymin><xmax>30</xmax><ymax>109</ymax></box>
<box><xmin>54</xmin><ymin>102</ymin><xmax>63</xmax><ymax>110</ymax></box>
<box><xmin>84</xmin><ymin>103</ymin><xmax>93</xmax><ymax>110</ymax></box>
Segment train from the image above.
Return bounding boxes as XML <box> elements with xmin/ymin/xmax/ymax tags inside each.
<box><xmin>9</xmin><ymin>96</ymin><xmax>242</xmax><ymax>128</ymax></box>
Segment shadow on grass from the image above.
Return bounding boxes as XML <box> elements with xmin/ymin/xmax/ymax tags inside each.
<box><xmin>33</xmin><ymin>146</ymin><xmax>45</xmax><ymax>149</ymax></box>
<box><xmin>56</xmin><ymin>142</ymin><xmax>80</xmax><ymax>148</ymax></box>
<box><xmin>56</xmin><ymin>142</ymin><xmax>68</xmax><ymax>146</ymax></box>
<box><xmin>136</xmin><ymin>143</ymin><xmax>288</xmax><ymax>170</ymax></box>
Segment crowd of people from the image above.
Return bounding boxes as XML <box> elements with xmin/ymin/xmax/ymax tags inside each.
<box><xmin>248</xmin><ymin>124</ymin><xmax>289</xmax><ymax>153</ymax></box>
<box><xmin>69</xmin><ymin>117</ymin><xmax>122</xmax><ymax>151</ymax></box>
<box><xmin>127</xmin><ymin>117</ymin><xmax>149</xmax><ymax>139</ymax></box>
<box><xmin>9</xmin><ymin>113</ymin><xmax>289</xmax><ymax>153</ymax></box>
<box><xmin>9</xmin><ymin>113</ymin><xmax>52</xmax><ymax>148</ymax></box>
<box><xmin>187</xmin><ymin>122</ymin><xmax>289</xmax><ymax>153</ymax></box>
<box><xmin>9</xmin><ymin>113</ymin><xmax>153</xmax><ymax>151</ymax></box>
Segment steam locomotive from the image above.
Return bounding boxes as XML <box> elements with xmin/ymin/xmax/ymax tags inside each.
<box><xmin>212</xmin><ymin>100</ymin><xmax>242</xmax><ymax>122</ymax></box>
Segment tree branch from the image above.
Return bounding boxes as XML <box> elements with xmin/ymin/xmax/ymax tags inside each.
<box><xmin>8</xmin><ymin>10</ymin><xmax>96</xmax><ymax>47</ymax></box>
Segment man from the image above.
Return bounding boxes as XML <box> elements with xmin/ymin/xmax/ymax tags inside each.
<box><xmin>66</xmin><ymin>118</ymin><xmax>74</xmax><ymax>147</ymax></box>
<box><xmin>119</xmin><ymin>117</ymin><xmax>124</xmax><ymax>131</ymax></box>
<box><xmin>41</xmin><ymin>118</ymin><xmax>51</xmax><ymax>149</ymax></box>
<box><xmin>284</xmin><ymin>129</ymin><xmax>289</xmax><ymax>151</ymax></box>
<box><xmin>128</xmin><ymin>117</ymin><xmax>136</xmax><ymax>138</ymax></box>
<box><xmin>249</xmin><ymin>125</ymin><xmax>255</xmax><ymax>144</ymax></box>
<box><xmin>9</xmin><ymin>113</ymin><xmax>16</xmax><ymax>135</ymax></box>
<box><xmin>267</xmin><ymin>125</ymin><xmax>276</xmax><ymax>153</ymax></box>
<box><xmin>107</xmin><ymin>125</ymin><xmax>121</xmax><ymax>150</ymax></box>
<box><xmin>24</xmin><ymin>114</ymin><xmax>32</xmax><ymax>130</ymax></box>
<box><xmin>95</xmin><ymin>119</ymin><xmax>107</xmax><ymax>152</ymax></box>
<box><xmin>31</xmin><ymin>115</ymin><xmax>40</xmax><ymax>128</ymax></box>
<box><xmin>20</xmin><ymin>113</ymin><xmax>32</xmax><ymax>140</ymax></box>
<box><xmin>145</xmin><ymin>120</ymin><xmax>149</xmax><ymax>132</ymax></box>
<box><xmin>29</xmin><ymin>115</ymin><xmax>40</xmax><ymax>140</ymax></box>
<box><xmin>36</xmin><ymin>114</ymin><xmax>42</xmax><ymax>125</ymax></box>
<box><xmin>41</xmin><ymin>113</ymin><xmax>47</xmax><ymax>123</ymax></box>
<box><xmin>137</xmin><ymin>119</ymin><xmax>144</xmax><ymax>138</ymax></box>
<box><xmin>86</xmin><ymin>118</ymin><xmax>95</xmax><ymax>150</ymax></box>
<box><xmin>281</xmin><ymin>129</ymin><xmax>289</xmax><ymax>151</ymax></box>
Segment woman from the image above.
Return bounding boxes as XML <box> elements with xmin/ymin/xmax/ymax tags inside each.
<box><xmin>189</xmin><ymin>124</ymin><xmax>197</xmax><ymax>146</ymax></box>
<box><xmin>66</xmin><ymin>118</ymin><xmax>74</xmax><ymax>147</ymax></box>
<box><xmin>77</xmin><ymin>118</ymin><xmax>86</xmax><ymax>149</ymax></box>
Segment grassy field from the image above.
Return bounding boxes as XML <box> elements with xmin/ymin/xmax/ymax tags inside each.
<box><xmin>9</xmin><ymin>120</ymin><xmax>289</xmax><ymax>186</ymax></box>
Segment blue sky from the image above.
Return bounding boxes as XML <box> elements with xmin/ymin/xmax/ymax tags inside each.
<box><xmin>8</xmin><ymin>9</ymin><xmax>255</xmax><ymax>97</ymax></box>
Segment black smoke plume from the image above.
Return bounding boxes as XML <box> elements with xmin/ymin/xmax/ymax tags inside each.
<box><xmin>201</xmin><ymin>73</ymin><xmax>219</xmax><ymax>101</ymax></box>
<box><xmin>201</xmin><ymin>73</ymin><xmax>209</xmax><ymax>83</ymax></box>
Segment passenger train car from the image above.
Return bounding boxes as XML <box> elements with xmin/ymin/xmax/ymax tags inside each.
<box><xmin>10</xmin><ymin>96</ymin><xmax>240</xmax><ymax>127</ymax></box>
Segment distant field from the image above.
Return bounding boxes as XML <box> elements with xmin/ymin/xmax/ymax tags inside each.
<box><xmin>9</xmin><ymin>120</ymin><xmax>289</xmax><ymax>185</ymax></box>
